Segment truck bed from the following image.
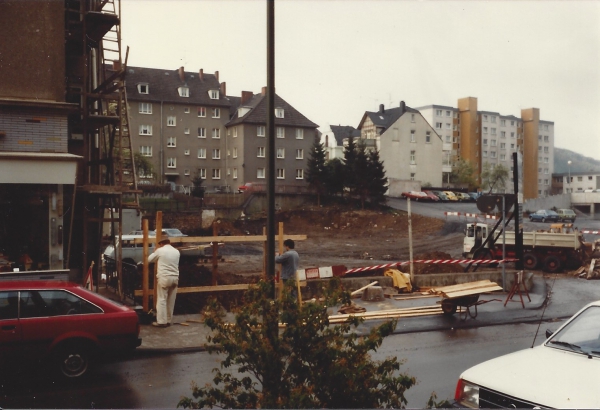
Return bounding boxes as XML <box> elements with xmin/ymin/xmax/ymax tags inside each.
<box><xmin>498</xmin><ymin>231</ymin><xmax>581</xmax><ymax>249</ymax></box>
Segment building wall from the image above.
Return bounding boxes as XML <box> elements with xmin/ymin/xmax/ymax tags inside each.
<box><xmin>0</xmin><ymin>1</ymin><xmax>65</xmax><ymax>101</ymax></box>
<box><xmin>418</xmin><ymin>106</ymin><xmax>455</xmax><ymax>176</ymax></box>
<box><xmin>378</xmin><ymin>114</ymin><xmax>442</xmax><ymax>187</ymax></box>
<box><xmin>0</xmin><ymin>107</ymin><xmax>68</xmax><ymax>153</ymax></box>
<box><xmin>538</xmin><ymin>120</ymin><xmax>555</xmax><ymax>196</ymax></box>
<box><xmin>521</xmin><ymin>108</ymin><xmax>540</xmax><ymax>200</ymax></box>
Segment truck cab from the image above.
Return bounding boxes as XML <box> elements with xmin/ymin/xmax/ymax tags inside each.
<box><xmin>463</xmin><ymin>223</ymin><xmax>489</xmax><ymax>257</ymax></box>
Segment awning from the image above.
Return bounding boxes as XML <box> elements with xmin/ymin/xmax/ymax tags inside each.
<box><xmin>0</xmin><ymin>152</ymin><xmax>81</xmax><ymax>184</ymax></box>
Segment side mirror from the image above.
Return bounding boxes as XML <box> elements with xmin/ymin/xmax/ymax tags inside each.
<box><xmin>545</xmin><ymin>329</ymin><xmax>554</xmax><ymax>339</ymax></box>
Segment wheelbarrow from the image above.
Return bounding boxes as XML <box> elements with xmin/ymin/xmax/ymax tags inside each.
<box><xmin>440</xmin><ymin>294</ymin><xmax>500</xmax><ymax>321</ymax></box>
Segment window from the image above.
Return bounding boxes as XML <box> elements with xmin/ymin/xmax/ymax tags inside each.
<box><xmin>589</xmin><ymin>176</ymin><xmax>594</xmax><ymax>181</ymax></box>
<box><xmin>167</xmin><ymin>137</ymin><xmax>176</xmax><ymax>147</ymax></box>
<box><xmin>500</xmin><ymin>143</ymin><xmax>506</xmax><ymax>149</ymax></box>
<box><xmin>544</xmin><ymin>135</ymin><xmax>549</xmax><ymax>142</ymax></box>
<box><xmin>184</xmin><ymin>107</ymin><xmax>190</xmax><ymax>114</ymax></box>
<box><xmin>491</xmin><ymin>140</ymin><xmax>496</xmax><ymax>147</ymax></box>
<box><xmin>198</xmin><ymin>127</ymin><xmax>206</xmax><ymax>138</ymax></box>
<box><xmin>184</xmin><ymin>128</ymin><xmax>190</xmax><ymax>135</ymax></box>
<box><xmin>511</xmin><ymin>132</ymin><xmax>515</xmax><ymax>138</ymax></box>
<box><xmin>167</xmin><ymin>158</ymin><xmax>176</xmax><ymax>168</ymax></box>
<box><xmin>198</xmin><ymin>107</ymin><xmax>206</xmax><ymax>117</ymax></box>
<box><xmin>233</xmin><ymin>147</ymin><xmax>238</xmax><ymax>158</ymax></box>
<box><xmin>277</xmin><ymin>168</ymin><xmax>285</xmax><ymax>179</ymax></box>
<box><xmin>411</xmin><ymin>114</ymin><xmax>415</xmax><ymax>122</ymax></box>
<box><xmin>212</xmin><ymin>149</ymin><xmax>220</xmax><ymax>159</ymax></box>
<box><xmin>491</xmin><ymin>128</ymin><xmax>496</xmax><ymax>135</ymax></box>
<box><xmin>445</xmin><ymin>123</ymin><xmax>451</xmax><ymax>129</ymax></box>
<box><xmin>212</xmin><ymin>108</ymin><xmax>220</xmax><ymax>118</ymax></box>
<box><xmin>233</xmin><ymin>168</ymin><xmax>238</xmax><ymax>179</ymax></box>
<box><xmin>435</xmin><ymin>122</ymin><xmax>442</xmax><ymax>129</ymax></box>
<box><xmin>511</xmin><ymin>143</ymin><xmax>515</xmax><ymax>149</ymax></box>
<box><xmin>445</xmin><ymin>135</ymin><xmax>451</xmax><ymax>143</ymax></box>
<box><xmin>490</xmin><ymin>151</ymin><xmax>497</xmax><ymax>158</ymax></box>
<box><xmin>436</xmin><ymin>109</ymin><xmax>442</xmax><ymax>116</ymax></box>
<box><xmin>544</xmin><ymin>168</ymin><xmax>549</xmax><ymax>175</ymax></box>
<box><xmin>410</xmin><ymin>173</ymin><xmax>415</xmax><ymax>181</ymax></box>
<box><xmin>483</xmin><ymin>115</ymin><xmax>488</xmax><ymax>122</ymax></box>
<box><xmin>544</xmin><ymin>124</ymin><xmax>549</xmax><ymax>131</ymax></box>
<box><xmin>543</xmin><ymin>157</ymin><xmax>549</xmax><ymax>163</ymax></box>
<box><xmin>184</xmin><ymin>169</ymin><xmax>190</xmax><ymax>176</ymax></box>
<box><xmin>257</xmin><ymin>168</ymin><xmax>265</xmax><ymax>179</ymax></box>
<box><xmin>410</xmin><ymin>130</ymin><xmax>416</xmax><ymax>142</ymax></box>
<box><xmin>167</xmin><ymin>116</ymin><xmax>176</xmax><ymax>126</ymax></box>
<box><xmin>275</xmin><ymin>108</ymin><xmax>284</xmax><ymax>118</ymax></box>
<box><xmin>257</xmin><ymin>147</ymin><xmax>265</xmax><ymax>157</ymax></box>
<box><xmin>483</xmin><ymin>151</ymin><xmax>488</xmax><ymax>157</ymax></box>
<box><xmin>257</xmin><ymin>126</ymin><xmax>265</xmax><ymax>137</ymax></box>
<box><xmin>209</xmin><ymin>90</ymin><xmax>219</xmax><ymax>99</ymax></box>
<box><xmin>212</xmin><ymin>168</ymin><xmax>221</xmax><ymax>179</ymax></box>
<box><xmin>277</xmin><ymin>148</ymin><xmax>285</xmax><ymax>158</ymax></box>
<box><xmin>212</xmin><ymin>128</ymin><xmax>221</xmax><ymax>139</ymax></box>
<box><xmin>178</xmin><ymin>87</ymin><xmax>189</xmax><ymax>97</ymax></box>
<box><xmin>197</xmin><ymin>148</ymin><xmax>206</xmax><ymax>159</ymax></box>
<box><xmin>17</xmin><ymin>290</ymin><xmax>101</xmax><ymax>318</ymax></box>
<box><xmin>500</xmin><ymin>120</ymin><xmax>506</xmax><ymax>126</ymax></box>
<box><xmin>538</xmin><ymin>135</ymin><xmax>542</xmax><ymax>140</ymax></box>
<box><xmin>139</xmin><ymin>102</ymin><xmax>152</xmax><ymax>114</ymax></box>
<box><xmin>483</xmin><ymin>127</ymin><xmax>488</xmax><ymax>134</ymax></box>
<box><xmin>296</xmin><ymin>129</ymin><xmax>304</xmax><ymax>139</ymax></box>
<box><xmin>140</xmin><ymin>146</ymin><xmax>152</xmax><ymax>157</ymax></box>
<box><xmin>277</xmin><ymin>127</ymin><xmax>284</xmax><ymax>138</ymax></box>
<box><xmin>296</xmin><ymin>149</ymin><xmax>303</xmax><ymax>159</ymax></box>
<box><xmin>296</xmin><ymin>169</ymin><xmax>304</xmax><ymax>179</ymax></box>
<box><xmin>511</xmin><ymin>121</ymin><xmax>515</xmax><ymax>126</ymax></box>
<box><xmin>198</xmin><ymin>168</ymin><xmax>206</xmax><ymax>179</ymax></box>
<box><xmin>184</xmin><ymin>149</ymin><xmax>190</xmax><ymax>156</ymax></box>
<box><xmin>139</xmin><ymin>125</ymin><xmax>152</xmax><ymax>135</ymax></box>
<box><xmin>410</xmin><ymin>150</ymin><xmax>416</xmax><ymax>164</ymax></box>
<box><xmin>232</xmin><ymin>128</ymin><xmax>238</xmax><ymax>138</ymax></box>
<box><xmin>137</xmin><ymin>83</ymin><xmax>149</xmax><ymax>94</ymax></box>
<box><xmin>544</xmin><ymin>179</ymin><xmax>549</xmax><ymax>185</ymax></box>
<box><xmin>543</xmin><ymin>147</ymin><xmax>549</xmax><ymax>153</ymax></box>
<box><xmin>500</xmin><ymin>154</ymin><xmax>506</xmax><ymax>161</ymax></box>
<box><xmin>425</xmin><ymin>131</ymin><xmax>431</xmax><ymax>143</ymax></box>
<box><xmin>500</xmin><ymin>131</ymin><xmax>506</xmax><ymax>138</ymax></box>
<box><xmin>483</xmin><ymin>139</ymin><xmax>488</xmax><ymax>145</ymax></box>
<box><xmin>491</xmin><ymin>116</ymin><xmax>496</xmax><ymax>123</ymax></box>
<box><xmin>446</xmin><ymin>110</ymin><xmax>451</xmax><ymax>117</ymax></box>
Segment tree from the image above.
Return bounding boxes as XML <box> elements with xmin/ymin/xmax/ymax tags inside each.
<box><xmin>343</xmin><ymin>136</ymin><xmax>358</xmax><ymax>195</ymax></box>
<box><xmin>367</xmin><ymin>148</ymin><xmax>388</xmax><ymax>206</ymax></box>
<box><xmin>190</xmin><ymin>169</ymin><xmax>205</xmax><ymax>198</ymax></box>
<box><xmin>324</xmin><ymin>158</ymin><xmax>345</xmax><ymax>197</ymax></box>
<box><xmin>480</xmin><ymin>163</ymin><xmax>509</xmax><ymax>193</ymax></box>
<box><xmin>449</xmin><ymin>159</ymin><xmax>478</xmax><ymax>190</ymax></box>
<box><xmin>353</xmin><ymin>141</ymin><xmax>371</xmax><ymax>209</ymax></box>
<box><xmin>305</xmin><ymin>140</ymin><xmax>328</xmax><ymax>206</ymax></box>
<box><xmin>134</xmin><ymin>152</ymin><xmax>154</xmax><ymax>182</ymax></box>
<box><xmin>178</xmin><ymin>279</ymin><xmax>416</xmax><ymax>409</ymax></box>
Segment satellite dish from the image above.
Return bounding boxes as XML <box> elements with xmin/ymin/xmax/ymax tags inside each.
<box><xmin>477</xmin><ymin>195</ymin><xmax>498</xmax><ymax>213</ymax></box>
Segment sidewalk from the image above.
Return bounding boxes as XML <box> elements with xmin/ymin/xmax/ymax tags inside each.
<box><xmin>135</xmin><ymin>274</ymin><xmax>564</xmax><ymax>353</ymax></box>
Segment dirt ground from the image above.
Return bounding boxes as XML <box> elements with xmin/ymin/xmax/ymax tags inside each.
<box><xmin>179</xmin><ymin>205</ymin><xmax>468</xmax><ymax>284</ymax></box>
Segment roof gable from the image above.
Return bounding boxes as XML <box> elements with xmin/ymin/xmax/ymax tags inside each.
<box><xmin>226</xmin><ymin>93</ymin><xmax>318</xmax><ymax>129</ymax></box>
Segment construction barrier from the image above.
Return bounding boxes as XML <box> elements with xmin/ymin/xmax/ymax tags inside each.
<box><xmin>444</xmin><ymin>211</ymin><xmax>498</xmax><ymax>220</ymax></box>
<box><xmin>343</xmin><ymin>258</ymin><xmax>519</xmax><ymax>275</ymax></box>
<box><xmin>581</xmin><ymin>230</ymin><xmax>600</xmax><ymax>235</ymax></box>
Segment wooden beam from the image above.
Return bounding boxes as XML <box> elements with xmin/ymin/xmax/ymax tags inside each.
<box><xmin>131</xmin><ymin>234</ymin><xmax>307</xmax><ymax>245</ymax></box>
<box><xmin>134</xmin><ymin>283</ymin><xmax>250</xmax><ymax>296</ymax></box>
<box><xmin>350</xmin><ymin>281</ymin><xmax>379</xmax><ymax>296</ymax></box>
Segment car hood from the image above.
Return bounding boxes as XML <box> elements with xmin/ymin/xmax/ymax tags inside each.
<box><xmin>461</xmin><ymin>345</ymin><xmax>600</xmax><ymax>408</ymax></box>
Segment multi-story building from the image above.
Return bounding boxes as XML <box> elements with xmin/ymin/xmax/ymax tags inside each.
<box><xmin>417</xmin><ymin>97</ymin><xmax>555</xmax><ymax>199</ymax></box>
<box><xmin>226</xmin><ymin>88</ymin><xmax>318</xmax><ymax>189</ymax></box>
<box><xmin>357</xmin><ymin>102</ymin><xmax>443</xmax><ymax>187</ymax></box>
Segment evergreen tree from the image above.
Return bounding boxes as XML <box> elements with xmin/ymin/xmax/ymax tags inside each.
<box><xmin>324</xmin><ymin>158</ymin><xmax>345</xmax><ymax>197</ymax></box>
<box><xmin>305</xmin><ymin>139</ymin><xmax>328</xmax><ymax>205</ymax></box>
<box><xmin>367</xmin><ymin>148</ymin><xmax>388</xmax><ymax>206</ymax></box>
<box><xmin>343</xmin><ymin>136</ymin><xmax>358</xmax><ymax>195</ymax></box>
<box><xmin>354</xmin><ymin>142</ymin><xmax>371</xmax><ymax>209</ymax></box>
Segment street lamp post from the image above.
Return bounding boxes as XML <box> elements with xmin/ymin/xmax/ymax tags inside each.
<box><xmin>567</xmin><ymin>160</ymin><xmax>572</xmax><ymax>193</ymax></box>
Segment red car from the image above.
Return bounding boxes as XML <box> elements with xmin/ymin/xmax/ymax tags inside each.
<box><xmin>0</xmin><ymin>280</ymin><xmax>141</xmax><ymax>378</ymax></box>
<box><xmin>423</xmin><ymin>190</ymin><xmax>441</xmax><ymax>202</ymax></box>
<box><xmin>401</xmin><ymin>191</ymin><xmax>430</xmax><ymax>201</ymax></box>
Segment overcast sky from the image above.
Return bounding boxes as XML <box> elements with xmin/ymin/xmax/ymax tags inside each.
<box><xmin>121</xmin><ymin>0</ymin><xmax>600</xmax><ymax>161</ymax></box>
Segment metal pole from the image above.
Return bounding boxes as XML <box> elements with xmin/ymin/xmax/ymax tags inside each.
<box><xmin>266</xmin><ymin>0</ymin><xmax>276</xmax><ymax>297</ymax></box>
<box><xmin>407</xmin><ymin>198</ymin><xmax>414</xmax><ymax>283</ymax></box>
<box><xmin>502</xmin><ymin>195</ymin><xmax>506</xmax><ymax>290</ymax></box>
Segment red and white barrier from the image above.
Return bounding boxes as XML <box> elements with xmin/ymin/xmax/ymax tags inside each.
<box><xmin>343</xmin><ymin>258</ymin><xmax>519</xmax><ymax>275</ymax></box>
<box><xmin>581</xmin><ymin>230</ymin><xmax>600</xmax><ymax>235</ymax></box>
<box><xmin>444</xmin><ymin>211</ymin><xmax>498</xmax><ymax>220</ymax></box>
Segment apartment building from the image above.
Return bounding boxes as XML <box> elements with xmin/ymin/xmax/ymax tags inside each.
<box><xmin>226</xmin><ymin>89</ymin><xmax>319</xmax><ymax>189</ymax></box>
<box><xmin>417</xmin><ymin>97</ymin><xmax>555</xmax><ymax>199</ymax></box>
<box><xmin>357</xmin><ymin>102</ymin><xmax>443</xmax><ymax>187</ymax></box>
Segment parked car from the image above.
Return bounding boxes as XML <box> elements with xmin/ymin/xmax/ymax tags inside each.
<box><xmin>455</xmin><ymin>192</ymin><xmax>471</xmax><ymax>202</ymax></box>
<box><xmin>423</xmin><ymin>191</ymin><xmax>440</xmax><ymax>202</ymax></box>
<box><xmin>467</xmin><ymin>192</ymin><xmax>479</xmax><ymax>201</ymax></box>
<box><xmin>0</xmin><ymin>281</ymin><xmax>141</xmax><ymax>378</ymax></box>
<box><xmin>454</xmin><ymin>300</ymin><xmax>600</xmax><ymax>408</ymax></box>
<box><xmin>401</xmin><ymin>191</ymin><xmax>430</xmax><ymax>201</ymax></box>
<box><xmin>443</xmin><ymin>191</ymin><xmax>459</xmax><ymax>201</ymax></box>
<box><xmin>238</xmin><ymin>182</ymin><xmax>254</xmax><ymax>193</ymax></box>
<box><xmin>431</xmin><ymin>190</ymin><xmax>448</xmax><ymax>202</ymax></box>
<box><xmin>529</xmin><ymin>209</ymin><xmax>560</xmax><ymax>222</ymax></box>
<box><xmin>556</xmin><ymin>208</ymin><xmax>577</xmax><ymax>223</ymax></box>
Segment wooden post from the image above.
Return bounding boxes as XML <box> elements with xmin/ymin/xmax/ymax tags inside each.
<box><xmin>142</xmin><ymin>218</ymin><xmax>150</xmax><ymax>312</ymax></box>
<box><xmin>212</xmin><ymin>222</ymin><xmax>218</xmax><ymax>286</ymax></box>
<box><xmin>407</xmin><ymin>198</ymin><xmax>414</xmax><ymax>283</ymax></box>
<box><xmin>154</xmin><ymin>211</ymin><xmax>162</xmax><ymax>311</ymax></box>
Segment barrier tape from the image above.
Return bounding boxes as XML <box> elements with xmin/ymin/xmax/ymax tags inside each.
<box><xmin>343</xmin><ymin>258</ymin><xmax>519</xmax><ymax>274</ymax></box>
<box><xmin>444</xmin><ymin>211</ymin><xmax>498</xmax><ymax>220</ymax></box>
<box><xmin>581</xmin><ymin>230</ymin><xmax>600</xmax><ymax>235</ymax></box>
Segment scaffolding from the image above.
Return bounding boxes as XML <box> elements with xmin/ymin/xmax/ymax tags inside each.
<box><xmin>65</xmin><ymin>0</ymin><xmax>138</xmax><ymax>297</ymax></box>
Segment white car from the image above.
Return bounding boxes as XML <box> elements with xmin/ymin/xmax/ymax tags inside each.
<box><xmin>455</xmin><ymin>300</ymin><xmax>600</xmax><ymax>408</ymax></box>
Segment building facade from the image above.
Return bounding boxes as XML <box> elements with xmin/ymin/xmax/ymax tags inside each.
<box><xmin>319</xmin><ymin>125</ymin><xmax>361</xmax><ymax>160</ymax></box>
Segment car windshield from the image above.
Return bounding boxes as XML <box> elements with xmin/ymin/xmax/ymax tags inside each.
<box><xmin>546</xmin><ymin>306</ymin><xmax>600</xmax><ymax>357</ymax></box>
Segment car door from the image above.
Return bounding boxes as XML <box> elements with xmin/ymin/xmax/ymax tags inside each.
<box><xmin>0</xmin><ymin>291</ymin><xmax>23</xmax><ymax>368</ymax></box>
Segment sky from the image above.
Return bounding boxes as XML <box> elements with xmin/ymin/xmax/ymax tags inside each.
<box><xmin>121</xmin><ymin>0</ymin><xmax>600</xmax><ymax>160</ymax></box>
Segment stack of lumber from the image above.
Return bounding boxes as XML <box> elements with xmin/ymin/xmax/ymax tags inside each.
<box><xmin>328</xmin><ymin>305</ymin><xmax>443</xmax><ymax>324</ymax></box>
<box><xmin>426</xmin><ymin>280</ymin><xmax>503</xmax><ymax>299</ymax></box>
<box><xmin>570</xmin><ymin>259</ymin><xmax>600</xmax><ymax>279</ymax></box>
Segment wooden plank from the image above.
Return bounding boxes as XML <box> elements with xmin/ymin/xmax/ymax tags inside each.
<box><xmin>587</xmin><ymin>259</ymin><xmax>596</xmax><ymax>279</ymax></box>
<box><xmin>393</xmin><ymin>294</ymin><xmax>438</xmax><ymax>301</ymax></box>
<box><xmin>134</xmin><ymin>283</ymin><xmax>250</xmax><ymax>296</ymax></box>
<box><xmin>132</xmin><ymin>234</ymin><xmax>307</xmax><ymax>245</ymax></box>
<box><xmin>350</xmin><ymin>281</ymin><xmax>379</xmax><ymax>296</ymax></box>
<box><xmin>443</xmin><ymin>285</ymin><xmax>504</xmax><ymax>299</ymax></box>
<box><xmin>328</xmin><ymin>310</ymin><xmax>444</xmax><ymax>323</ymax></box>
<box><xmin>429</xmin><ymin>280</ymin><xmax>494</xmax><ymax>294</ymax></box>
<box><xmin>329</xmin><ymin>305</ymin><xmax>441</xmax><ymax>320</ymax></box>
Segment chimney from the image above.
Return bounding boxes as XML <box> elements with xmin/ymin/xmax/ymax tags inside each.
<box><xmin>215</xmin><ymin>71</ymin><xmax>219</xmax><ymax>82</ymax></box>
<box><xmin>199</xmin><ymin>69</ymin><xmax>204</xmax><ymax>81</ymax></box>
<box><xmin>379</xmin><ymin>104</ymin><xmax>385</xmax><ymax>114</ymax></box>
<box><xmin>178</xmin><ymin>66</ymin><xmax>185</xmax><ymax>82</ymax></box>
<box><xmin>241</xmin><ymin>91</ymin><xmax>253</xmax><ymax>104</ymax></box>
<box><xmin>400</xmin><ymin>101</ymin><xmax>406</xmax><ymax>114</ymax></box>
<box><xmin>261</xmin><ymin>86</ymin><xmax>267</xmax><ymax>96</ymax></box>
<box><xmin>220</xmin><ymin>82</ymin><xmax>226</xmax><ymax>96</ymax></box>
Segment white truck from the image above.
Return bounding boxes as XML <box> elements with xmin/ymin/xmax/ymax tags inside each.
<box><xmin>463</xmin><ymin>222</ymin><xmax>586</xmax><ymax>272</ymax></box>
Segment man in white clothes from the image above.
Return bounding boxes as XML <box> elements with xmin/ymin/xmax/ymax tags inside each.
<box><xmin>148</xmin><ymin>235</ymin><xmax>180</xmax><ymax>327</ymax></box>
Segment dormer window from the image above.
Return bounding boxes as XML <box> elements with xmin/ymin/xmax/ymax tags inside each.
<box><xmin>178</xmin><ymin>86</ymin><xmax>189</xmax><ymax>97</ymax></box>
<box><xmin>209</xmin><ymin>90</ymin><xmax>219</xmax><ymax>99</ymax></box>
<box><xmin>238</xmin><ymin>107</ymin><xmax>250</xmax><ymax>117</ymax></box>
<box><xmin>275</xmin><ymin>108</ymin><xmax>284</xmax><ymax>118</ymax></box>
<box><xmin>137</xmin><ymin>83</ymin><xmax>149</xmax><ymax>94</ymax></box>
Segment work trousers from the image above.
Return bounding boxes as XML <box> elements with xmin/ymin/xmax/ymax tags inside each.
<box><xmin>156</xmin><ymin>275</ymin><xmax>179</xmax><ymax>325</ymax></box>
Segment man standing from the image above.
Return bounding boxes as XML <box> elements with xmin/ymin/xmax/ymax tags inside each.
<box><xmin>148</xmin><ymin>235</ymin><xmax>180</xmax><ymax>327</ymax></box>
<box><xmin>275</xmin><ymin>239</ymin><xmax>299</xmax><ymax>281</ymax></box>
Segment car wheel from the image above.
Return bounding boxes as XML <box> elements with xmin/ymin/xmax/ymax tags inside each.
<box><xmin>543</xmin><ymin>255</ymin><xmax>562</xmax><ymax>273</ymax></box>
<box><xmin>541</xmin><ymin>217</ymin><xmax>546</xmax><ymax>223</ymax></box>
<box><xmin>529</xmin><ymin>216</ymin><xmax>533</xmax><ymax>221</ymax></box>
<box><xmin>523</xmin><ymin>253</ymin><xmax>538</xmax><ymax>270</ymax></box>
<box><xmin>54</xmin><ymin>341</ymin><xmax>94</xmax><ymax>378</ymax></box>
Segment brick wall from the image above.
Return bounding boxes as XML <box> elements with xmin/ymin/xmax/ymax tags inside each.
<box><xmin>0</xmin><ymin>110</ymin><xmax>68</xmax><ymax>153</ymax></box>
